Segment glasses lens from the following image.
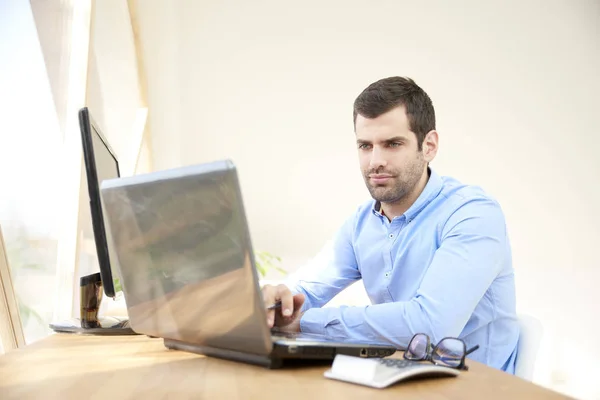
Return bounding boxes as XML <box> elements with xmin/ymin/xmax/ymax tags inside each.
<box><xmin>432</xmin><ymin>338</ymin><xmax>464</xmax><ymax>368</ymax></box>
<box><xmin>405</xmin><ymin>334</ymin><xmax>429</xmax><ymax>360</ymax></box>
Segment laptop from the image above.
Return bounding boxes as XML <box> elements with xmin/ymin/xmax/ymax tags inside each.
<box><xmin>99</xmin><ymin>160</ymin><xmax>397</xmax><ymax>368</ymax></box>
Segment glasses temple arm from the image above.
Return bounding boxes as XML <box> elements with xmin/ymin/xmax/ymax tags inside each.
<box><xmin>465</xmin><ymin>344</ymin><xmax>480</xmax><ymax>355</ymax></box>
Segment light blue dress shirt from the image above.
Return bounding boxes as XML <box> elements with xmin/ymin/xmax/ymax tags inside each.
<box><xmin>290</xmin><ymin>168</ymin><xmax>520</xmax><ymax>373</ymax></box>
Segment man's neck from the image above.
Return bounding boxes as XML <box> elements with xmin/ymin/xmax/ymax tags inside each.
<box><xmin>380</xmin><ymin>169</ymin><xmax>430</xmax><ymax>221</ymax></box>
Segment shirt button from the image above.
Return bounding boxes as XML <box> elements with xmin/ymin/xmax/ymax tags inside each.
<box><xmin>389</xmin><ymin>234</ymin><xmax>394</xmax><ymax>238</ymax></box>
<box><xmin>384</xmin><ymin>272</ymin><xmax>390</xmax><ymax>277</ymax></box>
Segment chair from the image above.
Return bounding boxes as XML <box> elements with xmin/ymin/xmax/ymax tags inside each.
<box><xmin>514</xmin><ymin>314</ymin><xmax>543</xmax><ymax>381</ymax></box>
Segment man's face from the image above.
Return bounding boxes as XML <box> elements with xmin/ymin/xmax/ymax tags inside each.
<box><xmin>355</xmin><ymin>106</ymin><xmax>434</xmax><ymax>204</ymax></box>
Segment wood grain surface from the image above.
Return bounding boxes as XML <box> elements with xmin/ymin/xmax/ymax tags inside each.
<box><xmin>0</xmin><ymin>333</ymin><xmax>572</xmax><ymax>399</ymax></box>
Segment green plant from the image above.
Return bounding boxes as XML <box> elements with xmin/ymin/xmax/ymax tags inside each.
<box><xmin>113</xmin><ymin>277</ymin><xmax>123</xmax><ymax>293</ymax></box>
<box><xmin>254</xmin><ymin>250</ymin><xmax>287</xmax><ymax>278</ymax></box>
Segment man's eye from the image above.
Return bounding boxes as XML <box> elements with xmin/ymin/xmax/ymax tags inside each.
<box><xmin>388</xmin><ymin>142</ymin><xmax>402</xmax><ymax>148</ymax></box>
<box><xmin>358</xmin><ymin>144</ymin><xmax>372</xmax><ymax>150</ymax></box>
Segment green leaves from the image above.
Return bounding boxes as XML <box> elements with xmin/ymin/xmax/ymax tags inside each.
<box><xmin>113</xmin><ymin>277</ymin><xmax>123</xmax><ymax>293</ymax></box>
<box><xmin>254</xmin><ymin>250</ymin><xmax>287</xmax><ymax>278</ymax></box>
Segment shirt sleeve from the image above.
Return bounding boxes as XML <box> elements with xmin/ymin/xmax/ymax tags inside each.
<box><xmin>284</xmin><ymin>214</ymin><xmax>362</xmax><ymax>311</ymax></box>
<box><xmin>299</xmin><ymin>197</ymin><xmax>508</xmax><ymax>347</ymax></box>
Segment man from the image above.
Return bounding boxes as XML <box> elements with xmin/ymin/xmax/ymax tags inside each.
<box><xmin>261</xmin><ymin>76</ymin><xmax>519</xmax><ymax>373</ymax></box>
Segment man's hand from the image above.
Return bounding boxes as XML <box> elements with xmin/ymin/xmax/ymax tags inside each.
<box><xmin>261</xmin><ymin>284</ymin><xmax>305</xmax><ymax>332</ymax></box>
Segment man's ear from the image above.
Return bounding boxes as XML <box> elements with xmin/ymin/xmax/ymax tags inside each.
<box><xmin>422</xmin><ymin>130</ymin><xmax>439</xmax><ymax>162</ymax></box>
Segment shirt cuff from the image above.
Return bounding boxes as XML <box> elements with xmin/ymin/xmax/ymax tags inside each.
<box><xmin>300</xmin><ymin>307</ymin><xmax>336</xmax><ymax>335</ymax></box>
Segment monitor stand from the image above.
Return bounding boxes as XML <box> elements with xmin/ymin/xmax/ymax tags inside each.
<box><xmin>49</xmin><ymin>272</ymin><xmax>139</xmax><ymax>335</ymax></box>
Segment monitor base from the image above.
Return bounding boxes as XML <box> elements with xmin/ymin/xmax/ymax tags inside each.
<box><xmin>49</xmin><ymin>316</ymin><xmax>139</xmax><ymax>335</ymax></box>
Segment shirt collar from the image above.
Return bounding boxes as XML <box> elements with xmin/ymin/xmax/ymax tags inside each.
<box><xmin>372</xmin><ymin>167</ymin><xmax>444</xmax><ymax>221</ymax></box>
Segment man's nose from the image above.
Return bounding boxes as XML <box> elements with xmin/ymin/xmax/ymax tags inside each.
<box><xmin>369</xmin><ymin>147</ymin><xmax>387</xmax><ymax>170</ymax></box>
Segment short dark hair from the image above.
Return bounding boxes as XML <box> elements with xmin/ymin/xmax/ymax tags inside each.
<box><xmin>353</xmin><ymin>76</ymin><xmax>436</xmax><ymax>150</ymax></box>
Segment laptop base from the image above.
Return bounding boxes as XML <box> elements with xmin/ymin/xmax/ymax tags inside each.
<box><xmin>164</xmin><ymin>338</ymin><xmax>282</xmax><ymax>368</ymax></box>
<box><xmin>164</xmin><ymin>338</ymin><xmax>398</xmax><ymax>369</ymax></box>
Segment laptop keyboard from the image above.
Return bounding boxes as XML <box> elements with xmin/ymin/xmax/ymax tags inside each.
<box><xmin>271</xmin><ymin>331</ymin><xmax>328</xmax><ymax>341</ymax></box>
<box><xmin>270</xmin><ymin>328</ymin><xmax>332</xmax><ymax>341</ymax></box>
<box><xmin>271</xmin><ymin>330</ymin><xmax>301</xmax><ymax>339</ymax></box>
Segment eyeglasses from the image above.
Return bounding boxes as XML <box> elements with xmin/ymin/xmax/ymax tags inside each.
<box><xmin>403</xmin><ymin>333</ymin><xmax>480</xmax><ymax>370</ymax></box>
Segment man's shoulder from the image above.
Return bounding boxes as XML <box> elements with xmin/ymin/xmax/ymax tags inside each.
<box><xmin>436</xmin><ymin>174</ymin><xmax>508</xmax><ymax>235</ymax></box>
<box><xmin>438</xmin><ymin>174</ymin><xmax>503</xmax><ymax>212</ymax></box>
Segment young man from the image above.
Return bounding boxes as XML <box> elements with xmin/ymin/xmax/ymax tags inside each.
<box><xmin>261</xmin><ymin>76</ymin><xmax>519</xmax><ymax>373</ymax></box>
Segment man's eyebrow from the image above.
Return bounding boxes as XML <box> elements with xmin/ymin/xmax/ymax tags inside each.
<box><xmin>383</xmin><ymin>136</ymin><xmax>408</xmax><ymax>142</ymax></box>
<box><xmin>356</xmin><ymin>136</ymin><xmax>408</xmax><ymax>144</ymax></box>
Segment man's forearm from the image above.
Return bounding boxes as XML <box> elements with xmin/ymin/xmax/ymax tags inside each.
<box><xmin>298</xmin><ymin>291</ymin><xmax>485</xmax><ymax>348</ymax></box>
<box><xmin>299</xmin><ymin>301</ymin><xmax>425</xmax><ymax>347</ymax></box>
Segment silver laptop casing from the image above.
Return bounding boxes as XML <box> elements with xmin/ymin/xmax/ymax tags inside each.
<box><xmin>100</xmin><ymin>160</ymin><xmax>396</xmax><ymax>368</ymax></box>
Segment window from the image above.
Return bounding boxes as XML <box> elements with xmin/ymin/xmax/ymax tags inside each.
<box><xmin>0</xmin><ymin>0</ymin><xmax>91</xmax><ymax>345</ymax></box>
<box><xmin>0</xmin><ymin>1</ymin><xmax>64</xmax><ymax>345</ymax></box>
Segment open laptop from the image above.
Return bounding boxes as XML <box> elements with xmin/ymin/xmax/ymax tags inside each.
<box><xmin>99</xmin><ymin>160</ymin><xmax>397</xmax><ymax>368</ymax></box>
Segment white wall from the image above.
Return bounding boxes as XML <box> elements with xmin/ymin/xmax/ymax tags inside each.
<box><xmin>128</xmin><ymin>1</ymin><xmax>600</xmax><ymax>397</ymax></box>
<box><xmin>75</xmin><ymin>0</ymin><xmax>149</xmax><ymax>315</ymax></box>
<box><xmin>87</xmin><ymin>0</ymin><xmax>144</xmax><ymax>176</ymax></box>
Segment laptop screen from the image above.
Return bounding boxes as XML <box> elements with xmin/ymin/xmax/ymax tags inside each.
<box><xmin>100</xmin><ymin>160</ymin><xmax>273</xmax><ymax>356</ymax></box>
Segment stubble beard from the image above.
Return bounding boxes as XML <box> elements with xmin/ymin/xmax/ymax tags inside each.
<box><xmin>364</xmin><ymin>156</ymin><xmax>427</xmax><ymax>204</ymax></box>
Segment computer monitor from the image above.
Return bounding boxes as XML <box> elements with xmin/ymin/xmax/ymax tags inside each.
<box><xmin>79</xmin><ymin>107</ymin><xmax>120</xmax><ymax>299</ymax></box>
<box><xmin>49</xmin><ymin>107</ymin><xmax>136</xmax><ymax>334</ymax></box>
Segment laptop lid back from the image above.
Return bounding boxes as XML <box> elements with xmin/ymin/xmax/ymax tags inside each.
<box><xmin>99</xmin><ymin>160</ymin><xmax>273</xmax><ymax>357</ymax></box>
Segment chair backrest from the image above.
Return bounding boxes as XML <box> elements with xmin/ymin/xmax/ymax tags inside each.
<box><xmin>515</xmin><ymin>314</ymin><xmax>543</xmax><ymax>381</ymax></box>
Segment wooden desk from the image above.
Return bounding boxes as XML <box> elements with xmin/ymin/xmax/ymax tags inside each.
<box><xmin>0</xmin><ymin>334</ymin><xmax>571</xmax><ymax>399</ymax></box>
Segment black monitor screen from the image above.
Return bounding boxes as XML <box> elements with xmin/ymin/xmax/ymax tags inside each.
<box><xmin>79</xmin><ymin>107</ymin><xmax>121</xmax><ymax>298</ymax></box>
